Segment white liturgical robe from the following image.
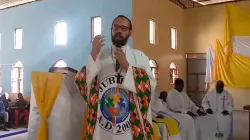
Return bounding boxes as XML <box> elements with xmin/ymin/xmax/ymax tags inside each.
<box><xmin>167</xmin><ymin>89</ymin><xmax>199</xmax><ymax>114</ymax></box>
<box><xmin>198</xmin><ymin>89</ymin><xmax>234</xmax><ymax>140</ymax></box>
<box><xmin>83</xmin><ymin>45</ymin><xmax>156</xmax><ymax>140</ymax></box>
<box><xmin>152</xmin><ymin>98</ymin><xmax>196</xmax><ymax>140</ymax></box>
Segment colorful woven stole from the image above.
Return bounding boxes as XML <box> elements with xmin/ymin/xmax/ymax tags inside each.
<box><xmin>75</xmin><ymin>66</ymin><xmax>154</xmax><ymax>140</ymax></box>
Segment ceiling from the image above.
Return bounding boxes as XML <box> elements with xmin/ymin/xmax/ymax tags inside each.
<box><xmin>0</xmin><ymin>0</ymin><xmax>247</xmax><ymax>10</ymax></box>
<box><xmin>0</xmin><ymin>0</ymin><xmax>37</xmax><ymax>10</ymax></box>
<box><xmin>170</xmin><ymin>0</ymin><xmax>249</xmax><ymax>8</ymax></box>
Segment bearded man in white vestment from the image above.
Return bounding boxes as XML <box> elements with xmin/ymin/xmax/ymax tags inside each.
<box><xmin>201</xmin><ymin>80</ymin><xmax>234</xmax><ymax>140</ymax></box>
<box><xmin>153</xmin><ymin>91</ymin><xmax>196</xmax><ymax>140</ymax></box>
<box><xmin>75</xmin><ymin>15</ymin><xmax>156</xmax><ymax>140</ymax></box>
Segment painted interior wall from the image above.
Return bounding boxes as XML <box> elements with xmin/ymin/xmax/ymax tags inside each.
<box><xmin>1</xmin><ymin>0</ymin><xmax>249</xmax><ymax>110</ymax></box>
<box><xmin>133</xmin><ymin>0</ymin><xmax>186</xmax><ymax>93</ymax></box>
<box><xmin>0</xmin><ymin>0</ymin><xmax>132</xmax><ymax>95</ymax></box>
<box><xmin>184</xmin><ymin>1</ymin><xmax>250</xmax><ymax>110</ymax></box>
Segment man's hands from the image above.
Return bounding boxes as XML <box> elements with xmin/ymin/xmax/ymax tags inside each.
<box><xmin>206</xmin><ymin>108</ymin><xmax>213</xmax><ymax>114</ymax></box>
<box><xmin>91</xmin><ymin>35</ymin><xmax>105</xmax><ymax>61</ymax></box>
<box><xmin>114</xmin><ymin>48</ymin><xmax>129</xmax><ymax>71</ymax></box>
<box><xmin>156</xmin><ymin>115</ymin><xmax>164</xmax><ymax>118</ymax></box>
<box><xmin>187</xmin><ymin>111</ymin><xmax>197</xmax><ymax>118</ymax></box>
<box><xmin>197</xmin><ymin>109</ymin><xmax>206</xmax><ymax>116</ymax></box>
<box><xmin>187</xmin><ymin>110</ymin><xmax>206</xmax><ymax>118</ymax></box>
<box><xmin>91</xmin><ymin>35</ymin><xmax>129</xmax><ymax>70</ymax></box>
<box><xmin>222</xmin><ymin>110</ymin><xmax>229</xmax><ymax>116</ymax></box>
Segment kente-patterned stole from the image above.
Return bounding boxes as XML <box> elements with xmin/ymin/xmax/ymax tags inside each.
<box><xmin>75</xmin><ymin>66</ymin><xmax>154</xmax><ymax>140</ymax></box>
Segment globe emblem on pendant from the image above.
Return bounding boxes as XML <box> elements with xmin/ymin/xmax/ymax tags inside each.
<box><xmin>100</xmin><ymin>87</ymin><xmax>130</xmax><ymax>124</ymax></box>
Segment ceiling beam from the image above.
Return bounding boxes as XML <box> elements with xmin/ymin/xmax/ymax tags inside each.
<box><xmin>0</xmin><ymin>0</ymin><xmax>40</xmax><ymax>10</ymax></box>
<box><xmin>176</xmin><ymin>0</ymin><xmax>188</xmax><ymax>8</ymax></box>
<box><xmin>170</xmin><ymin>0</ymin><xmax>188</xmax><ymax>9</ymax></box>
<box><xmin>196</xmin><ymin>0</ymin><xmax>248</xmax><ymax>7</ymax></box>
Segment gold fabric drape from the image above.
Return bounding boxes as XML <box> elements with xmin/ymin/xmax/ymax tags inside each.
<box><xmin>152</xmin><ymin>122</ymin><xmax>160</xmax><ymax>140</ymax></box>
<box><xmin>31</xmin><ymin>71</ymin><xmax>63</xmax><ymax>140</ymax></box>
<box><xmin>213</xmin><ymin>4</ymin><xmax>250</xmax><ymax>87</ymax></box>
<box><xmin>81</xmin><ymin>106</ymin><xmax>88</xmax><ymax>139</ymax></box>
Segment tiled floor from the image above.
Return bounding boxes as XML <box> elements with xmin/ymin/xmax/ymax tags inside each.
<box><xmin>0</xmin><ymin>128</ymin><xmax>27</xmax><ymax>140</ymax></box>
<box><xmin>233</xmin><ymin>110</ymin><xmax>249</xmax><ymax>140</ymax></box>
<box><xmin>0</xmin><ymin>128</ymin><xmax>26</xmax><ymax>136</ymax></box>
<box><xmin>0</xmin><ymin>133</ymin><xmax>27</xmax><ymax>140</ymax></box>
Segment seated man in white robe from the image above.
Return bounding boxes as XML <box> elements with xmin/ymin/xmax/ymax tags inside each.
<box><xmin>167</xmin><ymin>78</ymin><xmax>206</xmax><ymax>118</ymax></box>
<box><xmin>153</xmin><ymin>91</ymin><xmax>196</xmax><ymax>140</ymax></box>
<box><xmin>167</xmin><ymin>78</ymin><xmax>209</xmax><ymax>140</ymax></box>
<box><xmin>202</xmin><ymin>80</ymin><xmax>234</xmax><ymax>140</ymax></box>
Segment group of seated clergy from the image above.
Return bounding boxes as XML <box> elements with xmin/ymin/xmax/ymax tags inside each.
<box><xmin>0</xmin><ymin>93</ymin><xmax>30</xmax><ymax>131</ymax></box>
<box><xmin>152</xmin><ymin>78</ymin><xmax>234</xmax><ymax>140</ymax></box>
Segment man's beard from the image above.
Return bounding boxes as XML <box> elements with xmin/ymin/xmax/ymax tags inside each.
<box><xmin>112</xmin><ymin>34</ymin><xmax>129</xmax><ymax>48</ymax></box>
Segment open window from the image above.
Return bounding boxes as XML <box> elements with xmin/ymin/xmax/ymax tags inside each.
<box><xmin>170</xmin><ymin>62</ymin><xmax>178</xmax><ymax>84</ymax></box>
<box><xmin>11</xmin><ymin>61</ymin><xmax>23</xmax><ymax>93</ymax></box>
<box><xmin>149</xmin><ymin>59</ymin><xmax>159</xmax><ymax>81</ymax></box>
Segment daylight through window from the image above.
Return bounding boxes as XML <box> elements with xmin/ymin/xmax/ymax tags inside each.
<box><xmin>171</xmin><ymin>27</ymin><xmax>177</xmax><ymax>49</ymax></box>
<box><xmin>14</xmin><ymin>29</ymin><xmax>23</xmax><ymax>49</ymax></box>
<box><xmin>149</xmin><ymin>19</ymin><xmax>156</xmax><ymax>44</ymax></box>
<box><xmin>55</xmin><ymin>21</ymin><xmax>67</xmax><ymax>45</ymax></box>
<box><xmin>92</xmin><ymin>17</ymin><xmax>102</xmax><ymax>41</ymax></box>
<box><xmin>11</xmin><ymin>61</ymin><xmax>23</xmax><ymax>93</ymax></box>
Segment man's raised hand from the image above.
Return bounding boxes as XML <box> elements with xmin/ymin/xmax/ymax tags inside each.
<box><xmin>91</xmin><ymin>35</ymin><xmax>105</xmax><ymax>61</ymax></box>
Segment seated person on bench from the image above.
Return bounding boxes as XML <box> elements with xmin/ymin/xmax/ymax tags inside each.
<box><xmin>1</xmin><ymin>94</ymin><xmax>11</xmax><ymax>110</ymax></box>
<box><xmin>14</xmin><ymin>93</ymin><xmax>29</xmax><ymax>128</ymax></box>
<box><xmin>0</xmin><ymin>98</ymin><xmax>9</xmax><ymax>131</ymax></box>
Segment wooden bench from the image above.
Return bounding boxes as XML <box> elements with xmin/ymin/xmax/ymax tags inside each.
<box><xmin>243</xmin><ymin>105</ymin><xmax>250</xmax><ymax>140</ymax></box>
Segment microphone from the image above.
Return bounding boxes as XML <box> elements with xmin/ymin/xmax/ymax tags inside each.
<box><xmin>115</xmin><ymin>60</ymin><xmax>120</xmax><ymax>72</ymax></box>
<box><xmin>115</xmin><ymin>45</ymin><xmax>122</xmax><ymax>72</ymax></box>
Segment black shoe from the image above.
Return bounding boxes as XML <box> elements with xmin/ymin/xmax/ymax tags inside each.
<box><xmin>218</xmin><ymin>133</ymin><xmax>224</xmax><ymax>138</ymax></box>
<box><xmin>3</xmin><ymin>127</ymin><xmax>9</xmax><ymax>131</ymax></box>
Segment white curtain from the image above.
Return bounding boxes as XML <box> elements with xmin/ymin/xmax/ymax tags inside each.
<box><xmin>205</xmin><ymin>37</ymin><xmax>250</xmax><ymax>85</ymax></box>
<box><xmin>205</xmin><ymin>45</ymin><xmax>215</xmax><ymax>84</ymax></box>
<box><xmin>28</xmin><ymin>72</ymin><xmax>86</xmax><ymax>140</ymax></box>
<box><xmin>232</xmin><ymin>36</ymin><xmax>250</xmax><ymax>58</ymax></box>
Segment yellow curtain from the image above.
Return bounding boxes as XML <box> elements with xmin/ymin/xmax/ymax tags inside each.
<box><xmin>31</xmin><ymin>71</ymin><xmax>63</xmax><ymax>140</ymax></box>
<box><xmin>213</xmin><ymin>4</ymin><xmax>250</xmax><ymax>87</ymax></box>
<box><xmin>81</xmin><ymin>106</ymin><xmax>88</xmax><ymax>139</ymax></box>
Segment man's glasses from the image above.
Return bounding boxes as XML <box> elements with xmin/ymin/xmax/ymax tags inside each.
<box><xmin>112</xmin><ymin>24</ymin><xmax>130</xmax><ymax>32</ymax></box>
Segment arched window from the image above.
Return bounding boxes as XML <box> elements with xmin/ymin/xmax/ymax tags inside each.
<box><xmin>11</xmin><ymin>61</ymin><xmax>23</xmax><ymax>93</ymax></box>
<box><xmin>53</xmin><ymin>59</ymin><xmax>67</xmax><ymax>68</ymax></box>
<box><xmin>149</xmin><ymin>60</ymin><xmax>159</xmax><ymax>81</ymax></box>
<box><xmin>170</xmin><ymin>62</ymin><xmax>178</xmax><ymax>84</ymax></box>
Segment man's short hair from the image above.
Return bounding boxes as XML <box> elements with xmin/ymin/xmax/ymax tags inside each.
<box><xmin>160</xmin><ymin>91</ymin><xmax>168</xmax><ymax>96</ymax></box>
<box><xmin>112</xmin><ymin>15</ymin><xmax>132</xmax><ymax>30</ymax></box>
<box><xmin>159</xmin><ymin>91</ymin><xmax>168</xmax><ymax>99</ymax></box>
<box><xmin>216</xmin><ymin>80</ymin><xmax>224</xmax><ymax>86</ymax></box>
<box><xmin>175</xmin><ymin>78</ymin><xmax>184</xmax><ymax>86</ymax></box>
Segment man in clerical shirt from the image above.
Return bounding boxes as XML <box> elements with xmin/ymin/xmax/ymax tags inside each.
<box><xmin>75</xmin><ymin>15</ymin><xmax>156</xmax><ymax>140</ymax></box>
<box><xmin>152</xmin><ymin>91</ymin><xmax>196</xmax><ymax>140</ymax></box>
<box><xmin>201</xmin><ymin>80</ymin><xmax>234</xmax><ymax>140</ymax></box>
